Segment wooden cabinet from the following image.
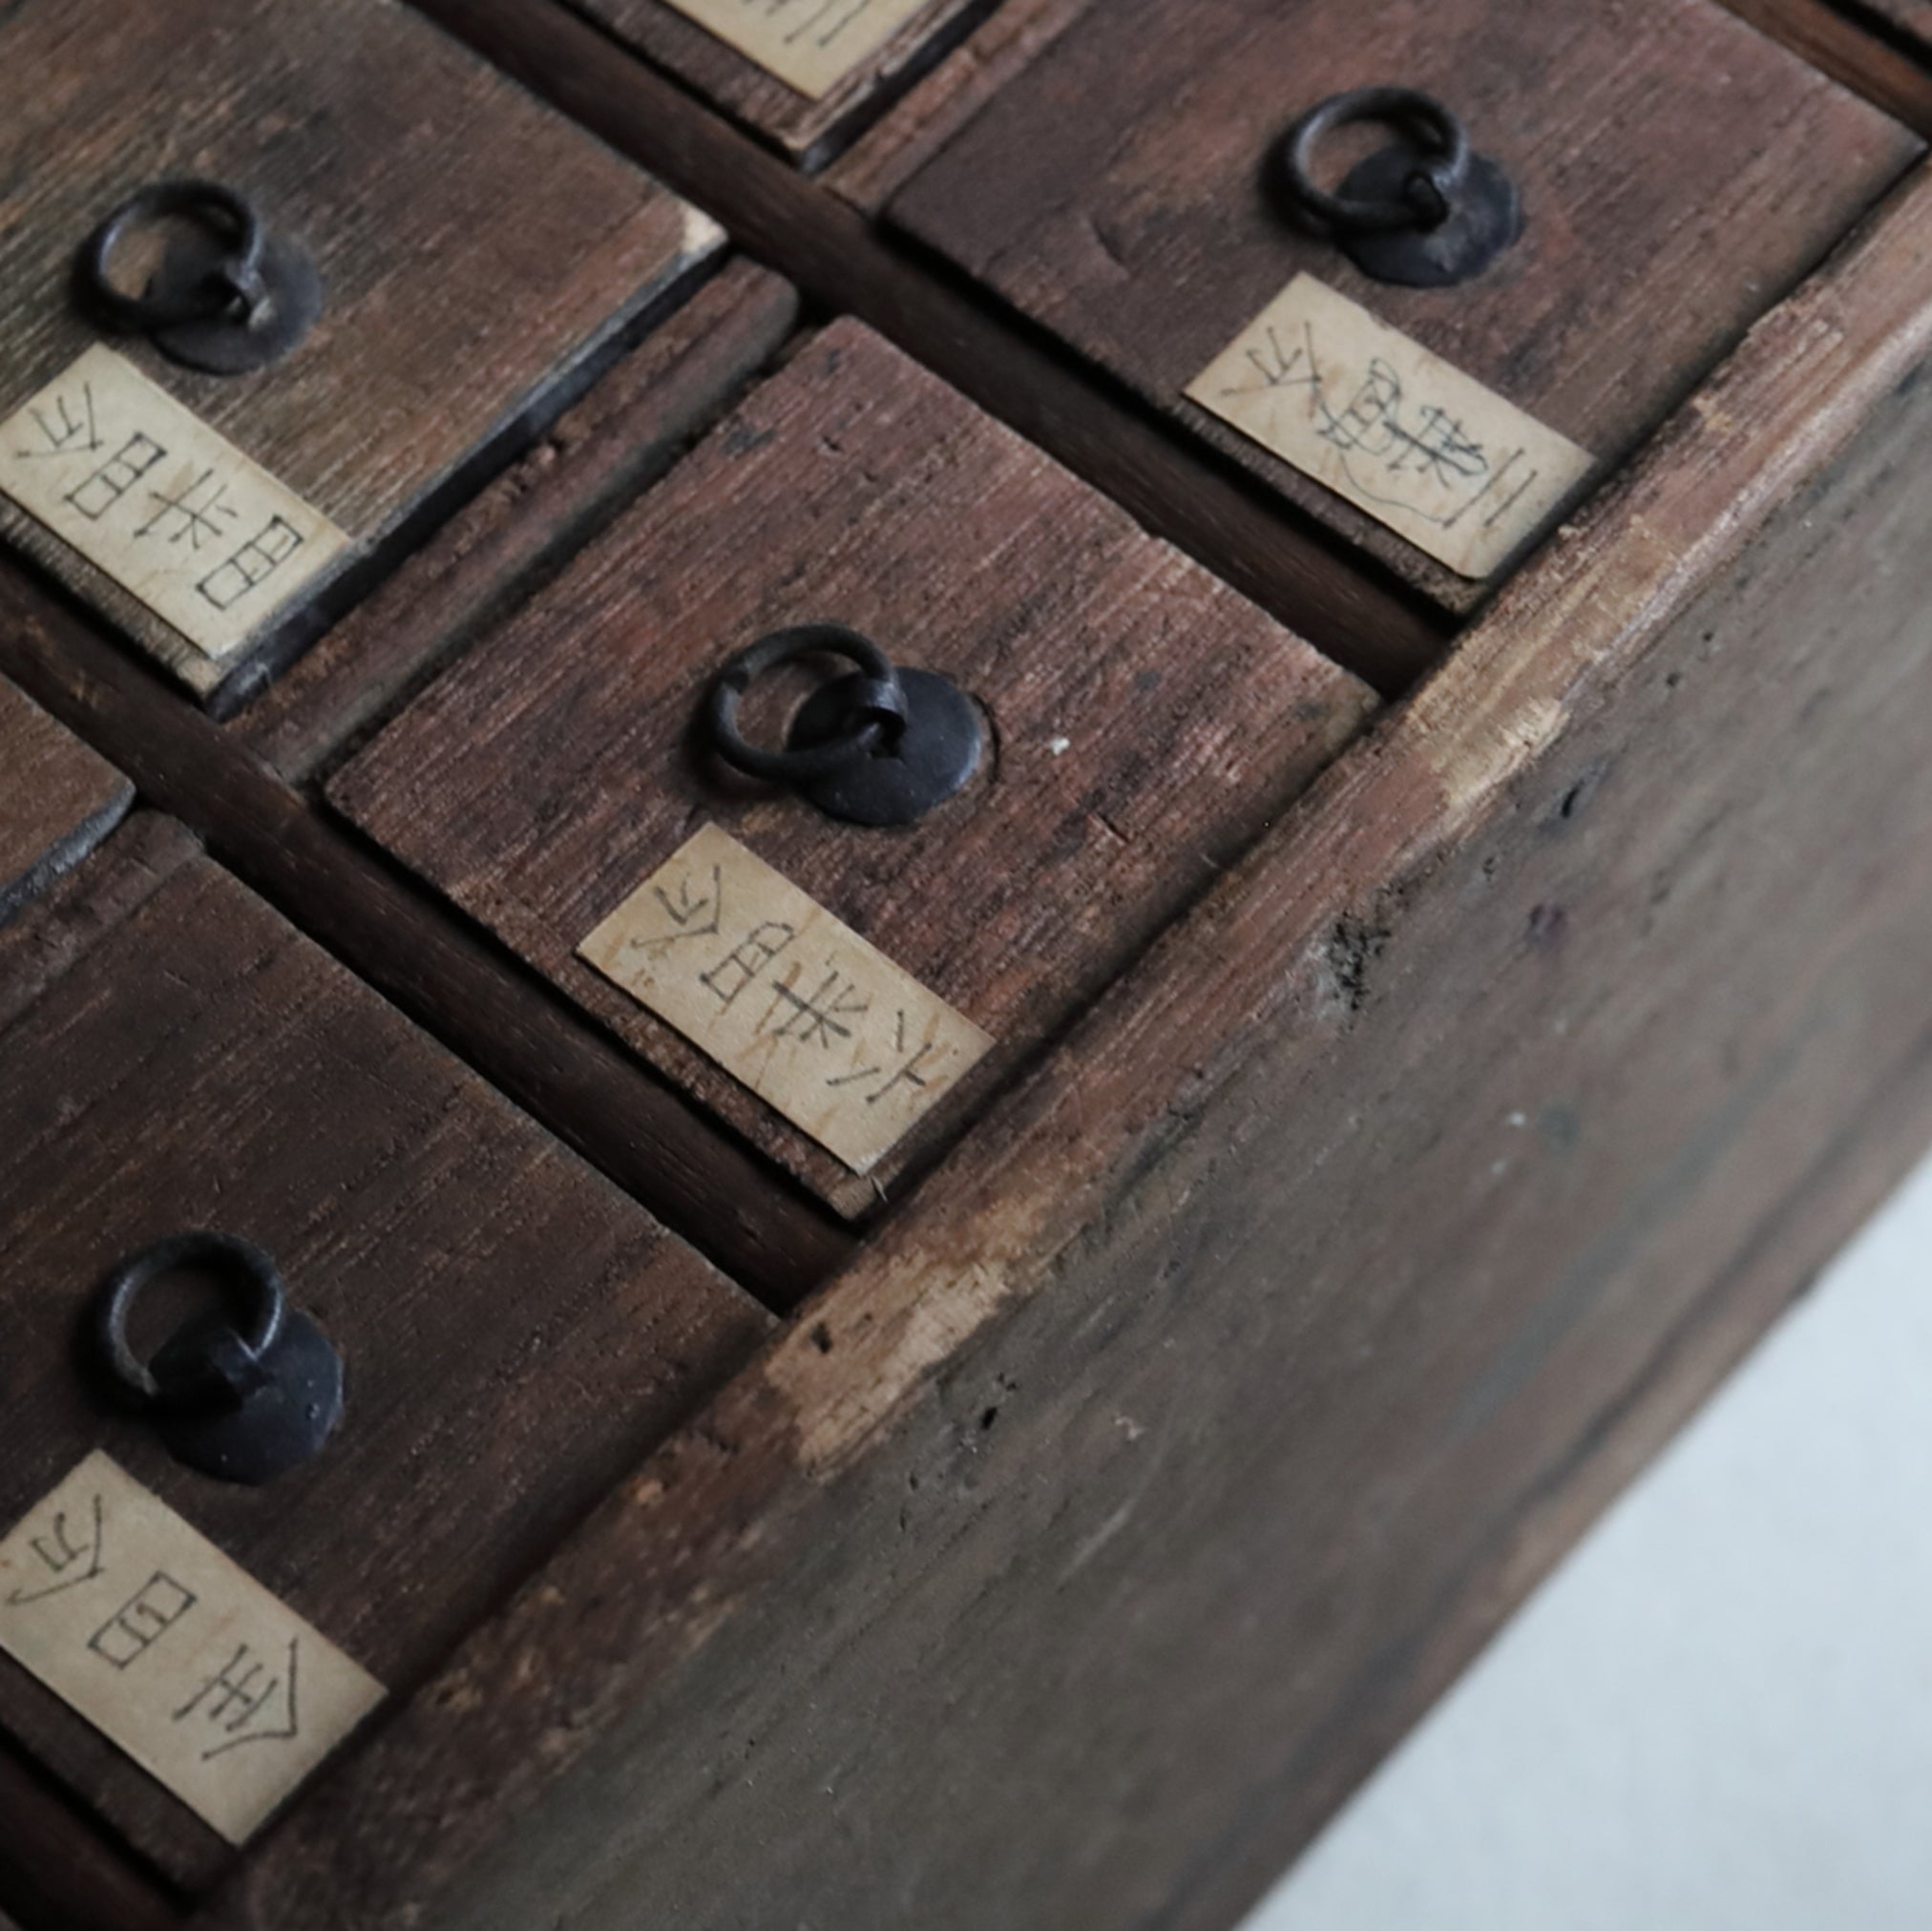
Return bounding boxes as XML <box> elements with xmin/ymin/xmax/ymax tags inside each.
<box><xmin>0</xmin><ymin>675</ymin><xmax>130</xmax><ymax>925</ymax></box>
<box><xmin>890</xmin><ymin>0</ymin><xmax>1919</xmax><ymax>609</ymax></box>
<box><xmin>0</xmin><ymin>818</ymin><xmax>767</xmax><ymax>1899</ymax></box>
<box><xmin>0</xmin><ymin>0</ymin><xmax>722</xmax><ymax>708</ymax></box>
<box><xmin>328</xmin><ymin>320</ymin><xmax>1372</xmax><ymax>1216</ymax></box>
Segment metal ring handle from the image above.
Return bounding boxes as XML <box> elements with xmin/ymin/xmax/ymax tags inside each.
<box><xmin>94</xmin><ymin>1232</ymin><xmax>286</xmax><ymax>1412</ymax></box>
<box><xmin>705</xmin><ymin>624</ymin><xmax>910</xmax><ymax>784</ymax></box>
<box><xmin>1283</xmin><ymin>88</ymin><xmax>1471</xmax><ymax>235</ymax></box>
<box><xmin>77</xmin><ymin>180</ymin><xmax>269</xmax><ymax>333</ymax></box>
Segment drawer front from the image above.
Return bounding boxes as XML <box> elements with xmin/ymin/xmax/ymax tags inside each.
<box><xmin>0</xmin><ymin>821</ymin><xmax>768</xmax><ymax>1890</ymax></box>
<box><xmin>328</xmin><ymin>318</ymin><xmax>1375</xmax><ymax>1217</ymax></box>
<box><xmin>0</xmin><ymin>0</ymin><xmax>719</xmax><ymax>705</ymax></box>
<box><xmin>0</xmin><ymin>676</ymin><xmax>130</xmax><ymax>924</ymax></box>
<box><xmin>890</xmin><ymin>0</ymin><xmax>1919</xmax><ymax>609</ymax></box>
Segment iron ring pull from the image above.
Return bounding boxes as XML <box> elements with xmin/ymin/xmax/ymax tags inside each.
<box><xmin>705</xmin><ymin>623</ymin><xmax>911</xmax><ymax>785</ymax></box>
<box><xmin>1283</xmin><ymin>88</ymin><xmax>1470</xmax><ymax>237</ymax></box>
<box><xmin>94</xmin><ymin>1230</ymin><xmax>287</xmax><ymax>1416</ymax></box>
<box><xmin>78</xmin><ymin>179</ymin><xmax>273</xmax><ymax>335</ymax></box>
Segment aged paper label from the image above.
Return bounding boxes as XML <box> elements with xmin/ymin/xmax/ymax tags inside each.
<box><xmin>657</xmin><ymin>0</ymin><xmax>931</xmax><ymax>97</ymax></box>
<box><xmin>579</xmin><ymin>824</ymin><xmax>994</xmax><ymax>1172</ymax></box>
<box><xmin>0</xmin><ymin>346</ymin><xmax>349</xmax><ymax>660</ymax></box>
<box><xmin>0</xmin><ymin>1454</ymin><xmax>384</xmax><ymax>1844</ymax></box>
<box><xmin>1186</xmin><ymin>274</ymin><xmax>1593</xmax><ymax>578</ymax></box>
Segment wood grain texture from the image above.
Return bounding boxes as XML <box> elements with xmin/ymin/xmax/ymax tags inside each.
<box><xmin>566</xmin><ymin>0</ymin><xmax>995</xmax><ymax>164</ymax></box>
<box><xmin>195</xmin><ymin>164</ymin><xmax>1932</xmax><ymax>1931</ymax></box>
<box><xmin>891</xmin><ymin>0</ymin><xmax>1921</xmax><ymax>610</ymax></box>
<box><xmin>1716</xmin><ymin>0</ymin><xmax>1932</xmax><ymax>129</ymax></box>
<box><xmin>0</xmin><ymin>0</ymin><xmax>718</xmax><ymax>703</ymax></box>
<box><xmin>0</xmin><ymin>675</ymin><xmax>131</xmax><ymax>926</ymax></box>
<box><xmin>407</xmin><ymin>0</ymin><xmax>1456</xmax><ymax>697</ymax></box>
<box><xmin>0</xmin><ymin>833</ymin><xmax>770</xmax><ymax>1893</ymax></box>
<box><xmin>329</xmin><ymin>320</ymin><xmax>1376</xmax><ymax>1216</ymax></box>
<box><xmin>239</xmin><ymin>262</ymin><xmax>800</xmax><ymax>784</ymax></box>
<box><xmin>0</xmin><ymin>568</ymin><xmax>857</xmax><ymax>1311</ymax></box>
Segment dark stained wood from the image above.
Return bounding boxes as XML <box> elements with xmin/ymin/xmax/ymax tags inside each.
<box><xmin>0</xmin><ymin>832</ymin><xmax>772</xmax><ymax>1892</ymax></box>
<box><xmin>824</xmin><ymin>0</ymin><xmax>1100</xmax><ymax>209</ymax></box>
<box><xmin>328</xmin><ymin>320</ymin><xmax>1376</xmax><ymax>1216</ymax></box>
<box><xmin>890</xmin><ymin>0</ymin><xmax>1921</xmax><ymax>611</ymax></box>
<box><xmin>0</xmin><ymin>567</ymin><xmax>857</xmax><ymax>1311</ymax></box>
<box><xmin>1717</xmin><ymin>0</ymin><xmax>1932</xmax><ymax>129</ymax></box>
<box><xmin>0</xmin><ymin>0</ymin><xmax>717</xmax><ymax>704</ymax></box>
<box><xmin>0</xmin><ymin>1743</ymin><xmax>180</xmax><ymax>1931</ymax></box>
<box><xmin>408</xmin><ymin>0</ymin><xmax>1455</xmax><ymax>697</ymax></box>
<box><xmin>195</xmin><ymin>165</ymin><xmax>1932</xmax><ymax>1931</ymax></box>
<box><xmin>569</xmin><ymin>0</ymin><xmax>996</xmax><ymax>166</ymax></box>
<box><xmin>0</xmin><ymin>675</ymin><xmax>131</xmax><ymax>925</ymax></box>
<box><xmin>237</xmin><ymin>261</ymin><xmax>800</xmax><ymax>782</ymax></box>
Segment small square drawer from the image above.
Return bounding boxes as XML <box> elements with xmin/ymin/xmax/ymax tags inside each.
<box><xmin>0</xmin><ymin>0</ymin><xmax>722</xmax><ymax>707</ymax></box>
<box><xmin>889</xmin><ymin>0</ymin><xmax>1919</xmax><ymax>610</ymax></box>
<box><xmin>0</xmin><ymin>675</ymin><xmax>130</xmax><ymax>925</ymax></box>
<box><xmin>328</xmin><ymin>319</ymin><xmax>1375</xmax><ymax>1218</ymax></box>
<box><xmin>0</xmin><ymin>817</ymin><xmax>768</xmax><ymax>1891</ymax></box>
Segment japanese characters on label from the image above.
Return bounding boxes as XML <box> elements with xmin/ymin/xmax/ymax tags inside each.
<box><xmin>657</xmin><ymin>0</ymin><xmax>932</xmax><ymax>99</ymax></box>
<box><xmin>578</xmin><ymin>824</ymin><xmax>994</xmax><ymax>1173</ymax></box>
<box><xmin>0</xmin><ymin>345</ymin><xmax>349</xmax><ymax>660</ymax></box>
<box><xmin>0</xmin><ymin>1453</ymin><xmax>383</xmax><ymax>1844</ymax></box>
<box><xmin>1185</xmin><ymin>274</ymin><xmax>1593</xmax><ymax>578</ymax></box>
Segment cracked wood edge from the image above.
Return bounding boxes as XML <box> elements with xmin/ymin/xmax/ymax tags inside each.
<box><xmin>196</xmin><ymin>159</ymin><xmax>1932</xmax><ymax>1931</ymax></box>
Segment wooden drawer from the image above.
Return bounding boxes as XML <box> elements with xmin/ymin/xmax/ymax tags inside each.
<box><xmin>889</xmin><ymin>0</ymin><xmax>1919</xmax><ymax>611</ymax></box>
<box><xmin>0</xmin><ymin>675</ymin><xmax>130</xmax><ymax>925</ymax></box>
<box><xmin>327</xmin><ymin>319</ymin><xmax>1374</xmax><ymax>1217</ymax></box>
<box><xmin>0</xmin><ymin>816</ymin><xmax>768</xmax><ymax>1899</ymax></box>
<box><xmin>0</xmin><ymin>0</ymin><xmax>721</xmax><ymax>710</ymax></box>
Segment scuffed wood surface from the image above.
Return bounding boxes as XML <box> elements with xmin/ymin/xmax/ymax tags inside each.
<box><xmin>567</xmin><ymin>0</ymin><xmax>992</xmax><ymax>164</ymax></box>
<box><xmin>329</xmin><ymin>320</ymin><xmax>1375</xmax><ymax>1216</ymax></box>
<box><xmin>891</xmin><ymin>0</ymin><xmax>1920</xmax><ymax>610</ymax></box>
<box><xmin>1716</xmin><ymin>0</ymin><xmax>1932</xmax><ymax>130</ymax></box>
<box><xmin>239</xmin><ymin>261</ymin><xmax>799</xmax><ymax>781</ymax></box>
<box><xmin>0</xmin><ymin>836</ymin><xmax>769</xmax><ymax>1894</ymax></box>
<box><xmin>0</xmin><ymin>0</ymin><xmax>717</xmax><ymax>702</ymax></box>
<box><xmin>0</xmin><ymin>674</ymin><xmax>131</xmax><ymax>925</ymax></box>
<box><xmin>197</xmin><ymin>167</ymin><xmax>1932</xmax><ymax>1931</ymax></box>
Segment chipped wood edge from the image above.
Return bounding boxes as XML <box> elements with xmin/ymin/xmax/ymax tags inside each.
<box><xmin>201</xmin><ymin>164</ymin><xmax>1932</xmax><ymax>1931</ymax></box>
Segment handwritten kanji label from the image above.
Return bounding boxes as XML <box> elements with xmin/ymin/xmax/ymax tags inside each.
<box><xmin>1186</xmin><ymin>274</ymin><xmax>1593</xmax><ymax>578</ymax></box>
<box><xmin>0</xmin><ymin>346</ymin><xmax>349</xmax><ymax>660</ymax></box>
<box><xmin>579</xmin><ymin>824</ymin><xmax>993</xmax><ymax>1172</ymax></box>
<box><xmin>0</xmin><ymin>1454</ymin><xmax>383</xmax><ymax>1843</ymax></box>
<box><xmin>657</xmin><ymin>0</ymin><xmax>932</xmax><ymax>97</ymax></box>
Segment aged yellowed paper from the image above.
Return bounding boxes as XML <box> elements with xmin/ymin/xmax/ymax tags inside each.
<box><xmin>1186</xmin><ymin>274</ymin><xmax>1593</xmax><ymax>578</ymax></box>
<box><xmin>658</xmin><ymin>0</ymin><xmax>932</xmax><ymax>97</ymax></box>
<box><xmin>0</xmin><ymin>345</ymin><xmax>349</xmax><ymax>660</ymax></box>
<box><xmin>0</xmin><ymin>1453</ymin><xmax>384</xmax><ymax>1844</ymax></box>
<box><xmin>579</xmin><ymin>824</ymin><xmax>993</xmax><ymax>1171</ymax></box>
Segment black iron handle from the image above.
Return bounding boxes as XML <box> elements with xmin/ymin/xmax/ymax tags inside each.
<box><xmin>705</xmin><ymin>623</ymin><xmax>910</xmax><ymax>785</ymax></box>
<box><xmin>78</xmin><ymin>179</ymin><xmax>272</xmax><ymax>334</ymax></box>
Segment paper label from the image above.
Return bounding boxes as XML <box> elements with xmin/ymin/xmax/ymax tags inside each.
<box><xmin>1186</xmin><ymin>274</ymin><xmax>1593</xmax><ymax>578</ymax></box>
<box><xmin>579</xmin><ymin>824</ymin><xmax>994</xmax><ymax>1172</ymax></box>
<box><xmin>0</xmin><ymin>346</ymin><xmax>350</xmax><ymax>660</ymax></box>
<box><xmin>0</xmin><ymin>1454</ymin><xmax>384</xmax><ymax>1844</ymax></box>
<box><xmin>657</xmin><ymin>0</ymin><xmax>933</xmax><ymax>98</ymax></box>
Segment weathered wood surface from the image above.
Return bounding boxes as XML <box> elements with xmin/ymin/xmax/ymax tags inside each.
<box><xmin>0</xmin><ymin>0</ymin><xmax>717</xmax><ymax>704</ymax></box>
<box><xmin>196</xmin><ymin>164</ymin><xmax>1932</xmax><ymax>1931</ymax></box>
<box><xmin>824</xmin><ymin>0</ymin><xmax>1101</xmax><ymax>209</ymax></box>
<box><xmin>0</xmin><ymin>569</ymin><xmax>856</xmax><ymax>1311</ymax></box>
<box><xmin>408</xmin><ymin>0</ymin><xmax>1455</xmax><ymax>697</ymax></box>
<box><xmin>1717</xmin><ymin>0</ymin><xmax>1932</xmax><ymax>128</ymax></box>
<box><xmin>0</xmin><ymin>829</ymin><xmax>771</xmax><ymax>1893</ymax></box>
<box><xmin>0</xmin><ymin>674</ymin><xmax>131</xmax><ymax>926</ymax></box>
<box><xmin>238</xmin><ymin>261</ymin><xmax>799</xmax><ymax>782</ymax></box>
<box><xmin>567</xmin><ymin>0</ymin><xmax>994</xmax><ymax>166</ymax></box>
<box><xmin>0</xmin><ymin>1741</ymin><xmax>180</xmax><ymax>1931</ymax></box>
<box><xmin>891</xmin><ymin>0</ymin><xmax>1920</xmax><ymax>611</ymax></box>
<box><xmin>329</xmin><ymin>320</ymin><xmax>1375</xmax><ymax>1216</ymax></box>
